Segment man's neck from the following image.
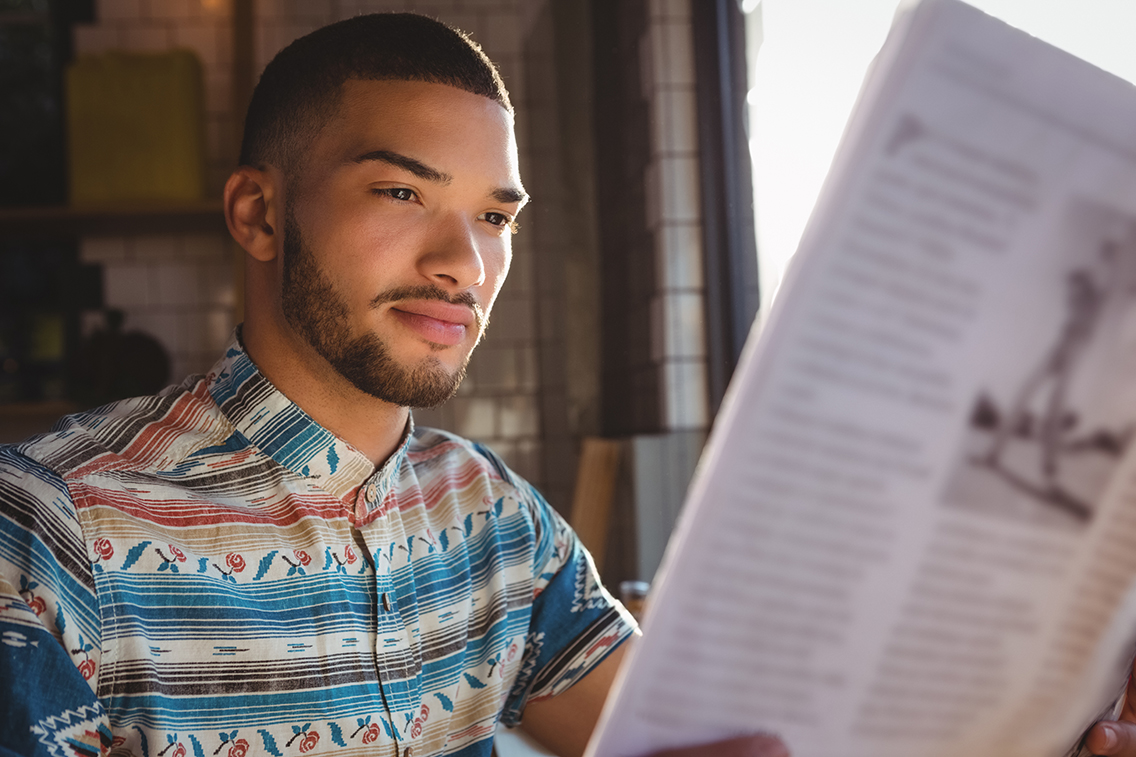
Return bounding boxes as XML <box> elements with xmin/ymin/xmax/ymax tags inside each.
<box><xmin>241</xmin><ymin>321</ymin><xmax>410</xmax><ymax>469</ymax></box>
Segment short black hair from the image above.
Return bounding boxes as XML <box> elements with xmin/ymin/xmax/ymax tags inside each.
<box><xmin>239</xmin><ymin>13</ymin><xmax>511</xmax><ymax>179</ymax></box>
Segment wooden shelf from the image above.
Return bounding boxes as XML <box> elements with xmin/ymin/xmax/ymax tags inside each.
<box><xmin>0</xmin><ymin>400</ymin><xmax>79</xmax><ymax>418</ymax></box>
<box><xmin>0</xmin><ymin>401</ymin><xmax>79</xmax><ymax>445</ymax></box>
<box><xmin>0</xmin><ymin>200</ymin><xmax>226</xmax><ymax>238</ymax></box>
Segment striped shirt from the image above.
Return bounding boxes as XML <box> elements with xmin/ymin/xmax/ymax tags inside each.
<box><xmin>0</xmin><ymin>337</ymin><xmax>635</xmax><ymax>757</ymax></box>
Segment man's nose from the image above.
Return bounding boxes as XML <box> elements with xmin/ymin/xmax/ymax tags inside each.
<box><xmin>419</xmin><ymin>215</ymin><xmax>486</xmax><ymax>291</ymax></box>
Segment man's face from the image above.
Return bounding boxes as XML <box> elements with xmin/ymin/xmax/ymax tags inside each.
<box><xmin>279</xmin><ymin>79</ymin><xmax>526</xmax><ymax>408</ymax></box>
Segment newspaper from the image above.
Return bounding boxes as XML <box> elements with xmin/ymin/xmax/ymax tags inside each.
<box><xmin>584</xmin><ymin>2</ymin><xmax>1136</xmax><ymax>756</ymax></box>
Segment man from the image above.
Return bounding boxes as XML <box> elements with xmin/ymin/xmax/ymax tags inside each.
<box><xmin>0</xmin><ymin>13</ymin><xmax>780</xmax><ymax>757</ymax></box>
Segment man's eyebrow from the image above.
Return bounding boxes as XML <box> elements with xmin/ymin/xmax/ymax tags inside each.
<box><xmin>494</xmin><ymin>187</ymin><xmax>529</xmax><ymax>206</ymax></box>
<box><xmin>354</xmin><ymin>149</ymin><xmax>528</xmax><ymax>207</ymax></box>
<box><xmin>353</xmin><ymin>150</ymin><xmax>452</xmax><ymax>184</ymax></box>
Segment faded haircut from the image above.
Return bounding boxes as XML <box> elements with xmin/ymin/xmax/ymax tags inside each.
<box><xmin>238</xmin><ymin>13</ymin><xmax>511</xmax><ymax>180</ymax></box>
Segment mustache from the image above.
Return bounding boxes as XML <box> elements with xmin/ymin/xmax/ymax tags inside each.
<box><xmin>370</xmin><ymin>285</ymin><xmax>487</xmax><ymax>330</ymax></box>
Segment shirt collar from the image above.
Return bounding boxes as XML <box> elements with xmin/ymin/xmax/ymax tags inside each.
<box><xmin>205</xmin><ymin>330</ymin><xmax>411</xmax><ymax>510</ymax></box>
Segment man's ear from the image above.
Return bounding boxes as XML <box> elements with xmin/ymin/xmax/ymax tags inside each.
<box><xmin>224</xmin><ymin>166</ymin><xmax>280</xmax><ymax>262</ymax></box>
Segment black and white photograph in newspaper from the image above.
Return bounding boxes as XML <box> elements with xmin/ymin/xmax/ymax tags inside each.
<box><xmin>942</xmin><ymin>199</ymin><xmax>1136</xmax><ymax>529</ymax></box>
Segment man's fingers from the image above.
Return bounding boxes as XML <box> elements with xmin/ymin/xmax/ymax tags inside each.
<box><xmin>650</xmin><ymin>734</ymin><xmax>790</xmax><ymax>757</ymax></box>
<box><xmin>1087</xmin><ymin>721</ymin><xmax>1136</xmax><ymax>755</ymax></box>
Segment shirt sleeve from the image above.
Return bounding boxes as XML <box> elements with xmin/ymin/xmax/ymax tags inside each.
<box><xmin>497</xmin><ymin>470</ymin><xmax>638</xmax><ymax>726</ymax></box>
<box><xmin>0</xmin><ymin>445</ymin><xmax>110</xmax><ymax>755</ymax></box>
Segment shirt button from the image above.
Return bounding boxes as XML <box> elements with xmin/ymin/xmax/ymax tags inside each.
<box><xmin>382</xmin><ymin>592</ymin><xmax>392</xmax><ymax>612</ymax></box>
<box><xmin>403</xmin><ymin>748</ymin><xmax>413</xmax><ymax>757</ymax></box>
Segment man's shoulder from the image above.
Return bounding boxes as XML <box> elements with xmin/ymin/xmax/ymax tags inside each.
<box><xmin>411</xmin><ymin>425</ymin><xmax>513</xmax><ymax>472</ymax></box>
<box><xmin>14</xmin><ymin>374</ymin><xmax>224</xmax><ymax>480</ymax></box>
<box><xmin>408</xmin><ymin>426</ymin><xmax>519</xmax><ymax>484</ymax></box>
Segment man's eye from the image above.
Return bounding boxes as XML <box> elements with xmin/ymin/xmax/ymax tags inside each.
<box><xmin>376</xmin><ymin>187</ymin><xmax>416</xmax><ymax>202</ymax></box>
<box><xmin>480</xmin><ymin>211</ymin><xmax>518</xmax><ymax>233</ymax></box>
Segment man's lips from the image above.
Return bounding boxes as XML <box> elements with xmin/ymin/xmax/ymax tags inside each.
<box><xmin>389</xmin><ymin>300</ymin><xmax>477</xmax><ymax>346</ymax></box>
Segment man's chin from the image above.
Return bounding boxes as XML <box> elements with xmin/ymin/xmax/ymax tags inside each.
<box><xmin>337</xmin><ymin>351</ymin><xmax>469</xmax><ymax>409</ymax></box>
<box><xmin>389</xmin><ymin>342</ymin><xmax>471</xmax><ymax>376</ymax></box>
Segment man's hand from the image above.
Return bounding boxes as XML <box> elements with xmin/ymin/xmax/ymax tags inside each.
<box><xmin>1085</xmin><ymin>670</ymin><xmax>1136</xmax><ymax>755</ymax></box>
<box><xmin>648</xmin><ymin>734</ymin><xmax>789</xmax><ymax>757</ymax></box>
<box><xmin>520</xmin><ymin>640</ymin><xmax>791</xmax><ymax>757</ymax></box>
<box><xmin>1088</xmin><ymin>722</ymin><xmax>1134</xmax><ymax>756</ymax></box>
<box><xmin>1087</xmin><ymin>709</ymin><xmax>1136</xmax><ymax>754</ymax></box>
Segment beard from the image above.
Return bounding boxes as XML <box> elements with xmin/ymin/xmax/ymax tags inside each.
<box><xmin>280</xmin><ymin>205</ymin><xmax>485</xmax><ymax>408</ymax></box>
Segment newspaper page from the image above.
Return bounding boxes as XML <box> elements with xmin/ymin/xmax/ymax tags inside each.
<box><xmin>584</xmin><ymin>2</ymin><xmax>1136</xmax><ymax>757</ymax></box>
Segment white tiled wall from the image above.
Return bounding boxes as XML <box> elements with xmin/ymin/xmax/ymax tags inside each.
<box><xmin>78</xmin><ymin>234</ymin><xmax>236</xmax><ymax>384</ymax></box>
<box><xmin>642</xmin><ymin>0</ymin><xmax>709</xmax><ymax>431</ymax></box>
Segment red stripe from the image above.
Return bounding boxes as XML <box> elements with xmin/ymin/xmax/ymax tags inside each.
<box><xmin>73</xmin><ymin>484</ymin><xmax>348</xmax><ymax>529</ymax></box>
